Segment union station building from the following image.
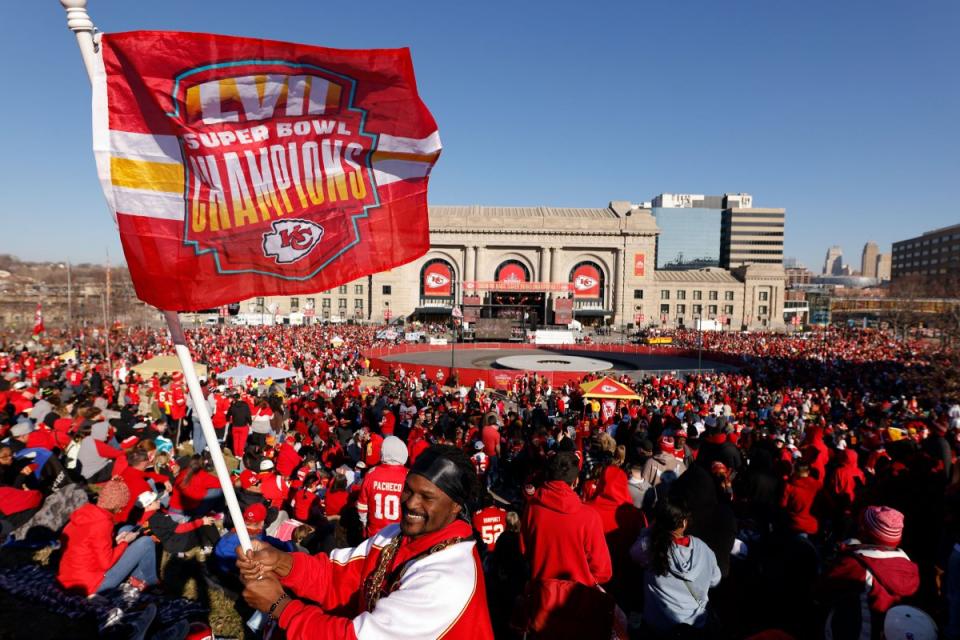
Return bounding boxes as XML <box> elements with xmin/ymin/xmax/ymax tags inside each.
<box><xmin>236</xmin><ymin>201</ymin><xmax>786</xmax><ymax>331</ymax></box>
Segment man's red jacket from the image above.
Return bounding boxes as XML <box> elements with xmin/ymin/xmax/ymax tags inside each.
<box><xmin>277</xmin><ymin>519</ymin><xmax>493</xmax><ymax>639</ymax></box>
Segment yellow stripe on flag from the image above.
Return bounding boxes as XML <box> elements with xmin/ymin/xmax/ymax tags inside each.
<box><xmin>372</xmin><ymin>150</ymin><xmax>441</xmax><ymax>164</ymax></box>
<box><xmin>110</xmin><ymin>157</ymin><xmax>185</xmax><ymax>193</ymax></box>
<box><xmin>326</xmin><ymin>82</ymin><xmax>341</xmax><ymax>112</ymax></box>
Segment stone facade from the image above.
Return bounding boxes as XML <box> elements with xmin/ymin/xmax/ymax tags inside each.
<box><xmin>230</xmin><ymin>203</ymin><xmax>785</xmax><ymax>330</ymax></box>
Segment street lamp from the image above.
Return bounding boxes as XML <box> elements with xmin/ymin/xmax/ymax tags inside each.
<box><xmin>695</xmin><ymin>314</ymin><xmax>703</xmax><ymax>374</ymax></box>
<box><xmin>449</xmin><ymin>278</ymin><xmax>457</xmax><ymax>384</ymax></box>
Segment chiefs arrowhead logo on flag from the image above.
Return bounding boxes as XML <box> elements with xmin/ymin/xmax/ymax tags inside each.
<box><xmin>92</xmin><ymin>31</ymin><xmax>441</xmax><ymax>310</ymax></box>
<box><xmin>262</xmin><ymin>219</ymin><xmax>325</xmax><ymax>264</ymax></box>
<box><xmin>599</xmin><ymin>384</ymin><xmax>619</xmax><ymax>393</ymax></box>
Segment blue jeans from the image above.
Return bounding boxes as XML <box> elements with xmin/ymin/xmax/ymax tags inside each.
<box><xmin>97</xmin><ymin>536</ymin><xmax>158</xmax><ymax>592</ymax></box>
<box><xmin>192</xmin><ymin>416</ymin><xmax>207</xmax><ymax>454</ymax></box>
<box><xmin>188</xmin><ymin>488</ymin><xmax>224</xmax><ymax>517</ymax></box>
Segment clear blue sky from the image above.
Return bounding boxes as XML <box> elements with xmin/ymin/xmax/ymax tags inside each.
<box><xmin>3</xmin><ymin>0</ymin><xmax>957</xmax><ymax>271</ymax></box>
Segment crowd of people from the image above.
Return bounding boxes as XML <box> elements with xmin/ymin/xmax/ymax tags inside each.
<box><xmin>0</xmin><ymin>322</ymin><xmax>958</xmax><ymax>639</ymax></box>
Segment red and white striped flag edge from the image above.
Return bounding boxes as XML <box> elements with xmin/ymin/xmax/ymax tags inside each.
<box><xmin>92</xmin><ymin>31</ymin><xmax>441</xmax><ymax>310</ymax></box>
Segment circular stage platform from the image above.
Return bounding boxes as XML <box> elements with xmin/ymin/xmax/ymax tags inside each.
<box><xmin>380</xmin><ymin>347</ymin><xmax>735</xmax><ymax>375</ymax></box>
<box><xmin>494</xmin><ymin>354</ymin><xmax>614</xmax><ymax>372</ymax></box>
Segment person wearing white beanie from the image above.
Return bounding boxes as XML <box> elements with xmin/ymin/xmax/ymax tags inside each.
<box><xmin>380</xmin><ymin>435</ymin><xmax>409</xmax><ymax>466</ymax></box>
<box><xmin>357</xmin><ymin>436</ymin><xmax>409</xmax><ymax>536</ymax></box>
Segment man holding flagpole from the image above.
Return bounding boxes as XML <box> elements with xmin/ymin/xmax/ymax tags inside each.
<box><xmin>236</xmin><ymin>445</ymin><xmax>494</xmax><ymax>640</ymax></box>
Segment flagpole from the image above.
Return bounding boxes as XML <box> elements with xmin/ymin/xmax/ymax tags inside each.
<box><xmin>164</xmin><ymin>311</ymin><xmax>253</xmax><ymax>551</ymax></box>
<box><xmin>58</xmin><ymin>0</ymin><xmax>252</xmax><ymax>552</ymax></box>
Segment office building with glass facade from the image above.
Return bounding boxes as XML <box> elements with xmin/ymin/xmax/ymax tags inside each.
<box><xmin>653</xmin><ymin>207</ymin><xmax>723</xmax><ymax>270</ymax></box>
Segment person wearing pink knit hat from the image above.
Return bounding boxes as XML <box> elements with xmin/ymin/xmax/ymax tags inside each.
<box><xmin>861</xmin><ymin>505</ymin><xmax>905</xmax><ymax>547</ymax></box>
<box><xmin>821</xmin><ymin>505</ymin><xmax>919</xmax><ymax>639</ymax></box>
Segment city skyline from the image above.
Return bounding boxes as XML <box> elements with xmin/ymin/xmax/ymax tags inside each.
<box><xmin>1</xmin><ymin>1</ymin><xmax>956</xmax><ymax>273</ymax></box>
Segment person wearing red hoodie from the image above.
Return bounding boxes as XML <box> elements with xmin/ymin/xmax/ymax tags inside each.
<box><xmin>801</xmin><ymin>425</ymin><xmax>830</xmax><ymax>482</ymax></box>
<box><xmin>780</xmin><ymin>463</ymin><xmax>820</xmax><ymax>536</ymax></box>
<box><xmin>276</xmin><ymin>436</ymin><xmax>304</xmax><ymax>478</ymax></box>
<box><xmin>585</xmin><ymin>464</ymin><xmax>647</xmax><ymax>608</ymax></box>
<box><xmin>821</xmin><ymin>505</ymin><xmax>920</xmax><ymax>640</ymax></box>
<box><xmin>520</xmin><ymin>452</ymin><xmax>614</xmax><ymax>639</ymax></box>
<box><xmin>830</xmin><ymin>447</ymin><xmax>865</xmax><ymax>515</ymax></box>
<box><xmin>57</xmin><ymin>477</ymin><xmax>159</xmax><ymax>596</ymax></box>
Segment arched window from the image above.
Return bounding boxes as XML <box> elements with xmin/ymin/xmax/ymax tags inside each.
<box><xmin>569</xmin><ymin>261</ymin><xmax>604</xmax><ymax>299</ymax></box>
<box><xmin>420</xmin><ymin>259</ymin><xmax>455</xmax><ymax>298</ymax></box>
<box><xmin>495</xmin><ymin>260</ymin><xmax>530</xmax><ymax>283</ymax></box>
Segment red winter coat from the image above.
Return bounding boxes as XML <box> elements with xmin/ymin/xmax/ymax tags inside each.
<box><xmin>276</xmin><ymin>442</ymin><xmax>303</xmax><ymax>478</ymax></box>
<box><xmin>57</xmin><ymin>503</ymin><xmax>128</xmax><ymax>595</ymax></box>
<box><xmin>521</xmin><ymin>481</ymin><xmax>612</xmax><ymax>586</ymax></box>
<box><xmin>801</xmin><ymin>427</ymin><xmax>829</xmax><ymax>481</ymax></box>
<box><xmin>364</xmin><ymin>433</ymin><xmax>384</xmax><ymax>467</ymax></box>
<box><xmin>408</xmin><ymin>438</ymin><xmax>429</xmax><ymax>466</ymax></box>
<box><xmin>823</xmin><ymin>544</ymin><xmax>919</xmax><ymax>613</ymax></box>
<box><xmin>822</xmin><ymin>544</ymin><xmax>919</xmax><ymax>638</ymax></box>
<box><xmin>0</xmin><ymin>486</ymin><xmax>43</xmax><ymax>515</ymax></box>
<box><xmin>830</xmin><ymin>449</ymin><xmax>865</xmax><ymax>510</ymax></box>
<box><xmin>585</xmin><ymin>466</ymin><xmax>647</xmax><ymax>556</ymax></box>
<box><xmin>169</xmin><ymin>387</ymin><xmax>187</xmax><ymax>421</ymax></box>
<box><xmin>781</xmin><ymin>475</ymin><xmax>820</xmax><ymax>535</ymax></box>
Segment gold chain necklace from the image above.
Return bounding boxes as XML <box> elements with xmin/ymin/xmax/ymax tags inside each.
<box><xmin>363</xmin><ymin>535</ymin><xmax>469</xmax><ymax>612</ymax></box>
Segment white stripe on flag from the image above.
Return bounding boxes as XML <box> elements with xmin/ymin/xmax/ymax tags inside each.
<box><xmin>110</xmin><ymin>131</ymin><xmax>182</xmax><ymax>162</ymax></box>
<box><xmin>377</xmin><ymin>131</ymin><xmax>442</xmax><ymax>156</ymax></box>
<box><xmin>113</xmin><ymin>186</ymin><xmax>185</xmax><ymax>221</ymax></box>
<box><xmin>372</xmin><ymin>159</ymin><xmax>434</xmax><ymax>186</ymax></box>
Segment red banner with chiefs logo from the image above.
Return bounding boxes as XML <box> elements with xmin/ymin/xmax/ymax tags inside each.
<box><xmin>496</xmin><ymin>263</ymin><xmax>528</xmax><ymax>283</ymax></box>
<box><xmin>92</xmin><ymin>32</ymin><xmax>441</xmax><ymax>310</ymax></box>
<box><xmin>423</xmin><ymin>262</ymin><xmax>453</xmax><ymax>297</ymax></box>
<box><xmin>601</xmin><ymin>399</ymin><xmax>617</xmax><ymax>422</ymax></box>
<box><xmin>633</xmin><ymin>253</ymin><xmax>646</xmax><ymax>277</ymax></box>
<box><xmin>571</xmin><ymin>264</ymin><xmax>601</xmax><ymax>298</ymax></box>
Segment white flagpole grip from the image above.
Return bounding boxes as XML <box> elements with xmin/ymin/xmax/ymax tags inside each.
<box><xmin>164</xmin><ymin>311</ymin><xmax>253</xmax><ymax>552</ymax></box>
<box><xmin>60</xmin><ymin>0</ymin><xmax>98</xmax><ymax>83</ymax></box>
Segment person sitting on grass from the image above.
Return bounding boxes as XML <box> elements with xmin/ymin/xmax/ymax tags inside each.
<box><xmin>57</xmin><ymin>477</ymin><xmax>159</xmax><ymax>599</ymax></box>
<box><xmin>140</xmin><ymin>490</ymin><xmax>220</xmax><ymax>559</ymax></box>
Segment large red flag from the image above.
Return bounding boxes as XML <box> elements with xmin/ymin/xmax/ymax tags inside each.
<box><xmin>32</xmin><ymin>303</ymin><xmax>44</xmax><ymax>336</ymax></box>
<box><xmin>92</xmin><ymin>31</ymin><xmax>441</xmax><ymax>310</ymax></box>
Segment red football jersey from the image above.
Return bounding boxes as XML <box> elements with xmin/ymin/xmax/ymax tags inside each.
<box><xmin>472</xmin><ymin>506</ymin><xmax>507</xmax><ymax>551</ymax></box>
<box><xmin>357</xmin><ymin>464</ymin><xmax>409</xmax><ymax>536</ymax></box>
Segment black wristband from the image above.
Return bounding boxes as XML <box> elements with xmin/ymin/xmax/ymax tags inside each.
<box><xmin>269</xmin><ymin>592</ymin><xmax>290</xmax><ymax>619</ymax></box>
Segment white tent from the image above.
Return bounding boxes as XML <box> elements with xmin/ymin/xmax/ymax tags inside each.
<box><xmin>259</xmin><ymin>366</ymin><xmax>297</xmax><ymax>380</ymax></box>
<box><xmin>217</xmin><ymin>364</ymin><xmax>263</xmax><ymax>381</ymax></box>
<box><xmin>217</xmin><ymin>365</ymin><xmax>297</xmax><ymax>381</ymax></box>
